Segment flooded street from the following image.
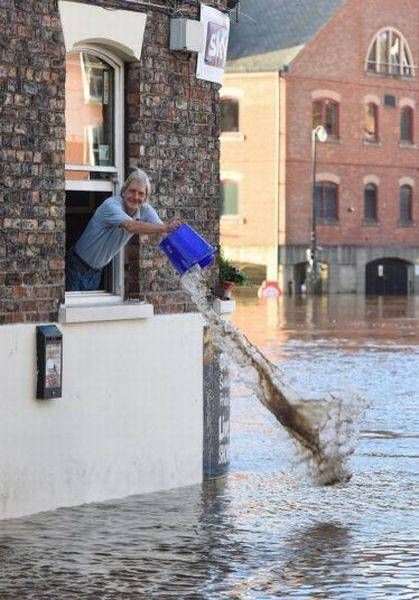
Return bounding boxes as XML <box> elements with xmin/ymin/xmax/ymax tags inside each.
<box><xmin>1</xmin><ymin>295</ymin><xmax>418</xmax><ymax>598</ymax></box>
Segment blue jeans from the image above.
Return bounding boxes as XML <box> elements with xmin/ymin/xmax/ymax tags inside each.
<box><xmin>65</xmin><ymin>249</ymin><xmax>103</xmax><ymax>291</ymax></box>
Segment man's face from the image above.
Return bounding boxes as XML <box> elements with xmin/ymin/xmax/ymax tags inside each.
<box><xmin>123</xmin><ymin>181</ymin><xmax>147</xmax><ymax>215</ymax></box>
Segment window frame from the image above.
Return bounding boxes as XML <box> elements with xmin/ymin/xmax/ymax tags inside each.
<box><xmin>64</xmin><ymin>45</ymin><xmax>124</xmax><ymax>305</ymax></box>
<box><xmin>314</xmin><ymin>181</ymin><xmax>339</xmax><ymax>222</ymax></box>
<box><xmin>364</xmin><ymin>183</ymin><xmax>378</xmax><ymax>222</ymax></box>
<box><xmin>399</xmin><ymin>184</ymin><xmax>414</xmax><ymax>223</ymax></box>
<box><xmin>220</xmin><ymin>97</ymin><xmax>240</xmax><ymax>134</ymax></box>
<box><xmin>364</xmin><ymin>102</ymin><xmax>379</xmax><ymax>143</ymax></box>
<box><xmin>312</xmin><ymin>98</ymin><xmax>339</xmax><ymax>139</ymax></box>
<box><xmin>366</xmin><ymin>27</ymin><xmax>414</xmax><ymax>77</ymax></box>
<box><xmin>400</xmin><ymin>105</ymin><xmax>414</xmax><ymax>144</ymax></box>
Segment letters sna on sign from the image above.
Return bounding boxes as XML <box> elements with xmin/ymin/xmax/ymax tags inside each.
<box><xmin>204</xmin><ymin>21</ymin><xmax>228</xmax><ymax>69</ymax></box>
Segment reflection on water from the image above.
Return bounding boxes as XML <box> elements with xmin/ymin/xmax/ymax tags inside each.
<box><xmin>0</xmin><ymin>295</ymin><xmax>418</xmax><ymax>598</ymax></box>
<box><xmin>232</xmin><ymin>293</ymin><xmax>419</xmax><ymax>357</ymax></box>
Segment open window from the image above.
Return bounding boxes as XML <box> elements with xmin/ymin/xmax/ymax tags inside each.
<box><xmin>364</xmin><ymin>102</ymin><xmax>379</xmax><ymax>142</ymax></box>
<box><xmin>312</xmin><ymin>99</ymin><xmax>339</xmax><ymax>139</ymax></box>
<box><xmin>65</xmin><ymin>48</ymin><xmax>124</xmax><ymax>300</ymax></box>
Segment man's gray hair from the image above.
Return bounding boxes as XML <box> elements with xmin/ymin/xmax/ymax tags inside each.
<box><xmin>120</xmin><ymin>169</ymin><xmax>151</xmax><ymax>199</ymax></box>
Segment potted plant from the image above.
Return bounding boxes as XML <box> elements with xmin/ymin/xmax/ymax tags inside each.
<box><xmin>216</xmin><ymin>248</ymin><xmax>248</xmax><ymax>299</ymax></box>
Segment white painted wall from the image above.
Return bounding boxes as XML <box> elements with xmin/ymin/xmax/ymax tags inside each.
<box><xmin>0</xmin><ymin>314</ymin><xmax>204</xmax><ymax>520</ymax></box>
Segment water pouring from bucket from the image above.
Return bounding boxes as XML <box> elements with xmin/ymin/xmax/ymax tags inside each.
<box><xmin>160</xmin><ymin>227</ymin><xmax>365</xmax><ymax>485</ymax></box>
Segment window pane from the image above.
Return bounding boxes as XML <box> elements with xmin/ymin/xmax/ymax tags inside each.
<box><xmin>400</xmin><ymin>107</ymin><xmax>413</xmax><ymax>142</ymax></box>
<box><xmin>389</xmin><ymin>32</ymin><xmax>401</xmax><ymax>74</ymax></box>
<box><xmin>400</xmin><ymin>185</ymin><xmax>412</xmax><ymax>221</ymax></box>
<box><xmin>325</xmin><ymin>102</ymin><xmax>337</xmax><ymax>136</ymax></box>
<box><xmin>221</xmin><ymin>182</ymin><xmax>238</xmax><ymax>215</ymax></box>
<box><xmin>312</xmin><ymin>102</ymin><xmax>323</xmax><ymax>129</ymax></box>
<box><xmin>324</xmin><ymin>183</ymin><xmax>337</xmax><ymax>219</ymax></box>
<box><xmin>402</xmin><ymin>44</ymin><xmax>412</xmax><ymax>76</ymax></box>
<box><xmin>365</xmin><ymin>104</ymin><xmax>377</xmax><ymax>140</ymax></box>
<box><xmin>65</xmin><ymin>52</ymin><xmax>114</xmax><ymax>167</ymax></box>
<box><xmin>221</xmin><ymin>100</ymin><xmax>239</xmax><ymax>132</ymax></box>
<box><xmin>377</xmin><ymin>30</ymin><xmax>389</xmax><ymax>73</ymax></box>
<box><xmin>314</xmin><ymin>184</ymin><xmax>323</xmax><ymax>218</ymax></box>
<box><xmin>364</xmin><ymin>184</ymin><xmax>377</xmax><ymax>220</ymax></box>
<box><xmin>367</xmin><ymin>41</ymin><xmax>377</xmax><ymax>72</ymax></box>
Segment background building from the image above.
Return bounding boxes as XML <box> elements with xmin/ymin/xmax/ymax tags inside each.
<box><xmin>221</xmin><ymin>0</ymin><xmax>419</xmax><ymax>295</ymax></box>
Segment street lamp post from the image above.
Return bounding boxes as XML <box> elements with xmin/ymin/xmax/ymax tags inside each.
<box><xmin>308</xmin><ymin>125</ymin><xmax>328</xmax><ymax>295</ymax></box>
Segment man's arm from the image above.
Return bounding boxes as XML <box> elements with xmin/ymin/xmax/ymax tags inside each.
<box><xmin>120</xmin><ymin>220</ymin><xmax>180</xmax><ymax>235</ymax></box>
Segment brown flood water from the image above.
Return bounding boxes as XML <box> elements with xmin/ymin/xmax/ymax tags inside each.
<box><xmin>0</xmin><ymin>293</ymin><xmax>417</xmax><ymax>598</ymax></box>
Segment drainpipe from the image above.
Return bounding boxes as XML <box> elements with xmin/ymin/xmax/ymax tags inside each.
<box><xmin>276</xmin><ymin>70</ymin><xmax>287</xmax><ymax>292</ymax></box>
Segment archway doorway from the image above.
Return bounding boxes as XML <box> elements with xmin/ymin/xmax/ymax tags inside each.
<box><xmin>366</xmin><ymin>258</ymin><xmax>411</xmax><ymax>295</ymax></box>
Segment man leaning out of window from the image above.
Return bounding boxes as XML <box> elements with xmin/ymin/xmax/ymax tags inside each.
<box><xmin>65</xmin><ymin>168</ymin><xmax>180</xmax><ymax>291</ymax></box>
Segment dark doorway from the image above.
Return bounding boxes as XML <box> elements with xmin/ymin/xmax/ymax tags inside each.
<box><xmin>366</xmin><ymin>258</ymin><xmax>410</xmax><ymax>295</ymax></box>
<box><xmin>294</xmin><ymin>262</ymin><xmax>307</xmax><ymax>294</ymax></box>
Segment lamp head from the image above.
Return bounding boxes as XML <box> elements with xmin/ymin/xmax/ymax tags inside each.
<box><xmin>315</xmin><ymin>125</ymin><xmax>328</xmax><ymax>143</ymax></box>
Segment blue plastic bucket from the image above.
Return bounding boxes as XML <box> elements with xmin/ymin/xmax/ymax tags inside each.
<box><xmin>159</xmin><ymin>224</ymin><xmax>215</xmax><ymax>275</ymax></box>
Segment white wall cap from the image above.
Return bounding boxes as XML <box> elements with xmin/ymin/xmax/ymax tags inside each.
<box><xmin>59</xmin><ymin>302</ymin><xmax>154</xmax><ymax>323</ymax></box>
<box><xmin>59</xmin><ymin>0</ymin><xmax>147</xmax><ymax>61</ymax></box>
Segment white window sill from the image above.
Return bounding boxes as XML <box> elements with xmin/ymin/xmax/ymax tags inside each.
<box><xmin>64</xmin><ymin>291</ymin><xmax>123</xmax><ymax>307</ymax></box>
<box><xmin>399</xmin><ymin>142</ymin><xmax>417</xmax><ymax>149</ymax></box>
<box><xmin>220</xmin><ymin>132</ymin><xmax>245</xmax><ymax>142</ymax></box>
<box><xmin>221</xmin><ymin>215</ymin><xmax>245</xmax><ymax>225</ymax></box>
<box><xmin>59</xmin><ymin>301</ymin><xmax>154</xmax><ymax>323</ymax></box>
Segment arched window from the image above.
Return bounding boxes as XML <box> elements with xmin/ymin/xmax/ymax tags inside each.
<box><xmin>400</xmin><ymin>106</ymin><xmax>414</xmax><ymax>143</ymax></box>
<box><xmin>364</xmin><ymin>183</ymin><xmax>378</xmax><ymax>221</ymax></box>
<box><xmin>313</xmin><ymin>99</ymin><xmax>339</xmax><ymax>137</ymax></box>
<box><xmin>221</xmin><ymin>98</ymin><xmax>239</xmax><ymax>133</ymax></box>
<box><xmin>400</xmin><ymin>185</ymin><xmax>413</xmax><ymax>223</ymax></box>
<box><xmin>314</xmin><ymin>182</ymin><xmax>338</xmax><ymax>221</ymax></box>
<box><xmin>364</xmin><ymin>103</ymin><xmax>379</xmax><ymax>142</ymax></box>
<box><xmin>366</xmin><ymin>28</ymin><xmax>414</xmax><ymax>77</ymax></box>
<box><xmin>220</xmin><ymin>180</ymin><xmax>239</xmax><ymax>215</ymax></box>
<box><xmin>65</xmin><ymin>48</ymin><xmax>123</xmax><ymax>294</ymax></box>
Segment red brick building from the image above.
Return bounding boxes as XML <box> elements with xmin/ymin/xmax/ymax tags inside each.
<box><xmin>221</xmin><ymin>0</ymin><xmax>419</xmax><ymax>294</ymax></box>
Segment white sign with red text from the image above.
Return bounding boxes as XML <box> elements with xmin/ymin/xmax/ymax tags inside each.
<box><xmin>196</xmin><ymin>3</ymin><xmax>230</xmax><ymax>84</ymax></box>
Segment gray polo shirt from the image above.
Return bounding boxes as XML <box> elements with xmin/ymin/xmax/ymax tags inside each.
<box><xmin>74</xmin><ymin>195</ymin><xmax>163</xmax><ymax>269</ymax></box>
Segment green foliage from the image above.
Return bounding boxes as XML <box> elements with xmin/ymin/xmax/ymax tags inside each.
<box><xmin>217</xmin><ymin>248</ymin><xmax>248</xmax><ymax>285</ymax></box>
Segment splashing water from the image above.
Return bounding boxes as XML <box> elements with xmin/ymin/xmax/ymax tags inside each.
<box><xmin>181</xmin><ymin>266</ymin><xmax>366</xmax><ymax>485</ymax></box>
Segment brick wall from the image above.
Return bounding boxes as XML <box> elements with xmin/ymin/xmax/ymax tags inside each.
<box><xmin>285</xmin><ymin>0</ymin><xmax>419</xmax><ymax>248</ymax></box>
<box><xmin>124</xmin><ymin>1</ymin><xmax>222</xmax><ymax>313</ymax></box>
<box><xmin>0</xmin><ymin>0</ymin><xmax>66</xmax><ymax>325</ymax></box>
<box><xmin>0</xmin><ymin>0</ymin><xmax>228</xmax><ymax>323</ymax></box>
